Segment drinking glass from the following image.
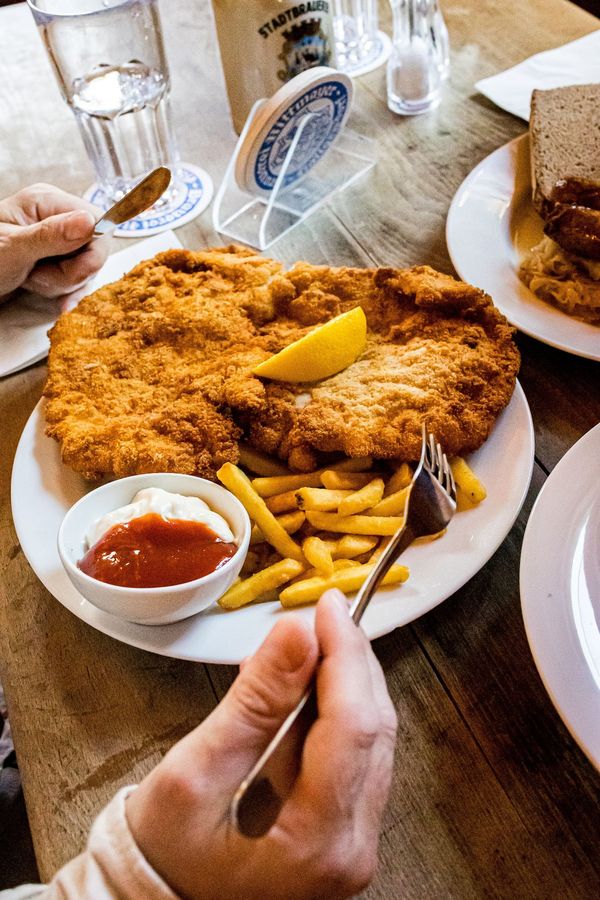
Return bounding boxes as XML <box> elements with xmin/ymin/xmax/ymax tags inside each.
<box><xmin>27</xmin><ymin>0</ymin><xmax>180</xmax><ymax>204</ymax></box>
<box><xmin>332</xmin><ymin>0</ymin><xmax>381</xmax><ymax>73</ymax></box>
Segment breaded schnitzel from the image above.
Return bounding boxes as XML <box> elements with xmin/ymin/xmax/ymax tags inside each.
<box><xmin>44</xmin><ymin>246</ymin><xmax>520</xmax><ymax>480</ymax></box>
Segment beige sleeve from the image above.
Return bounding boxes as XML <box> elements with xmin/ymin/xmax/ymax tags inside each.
<box><xmin>0</xmin><ymin>787</ymin><xmax>179</xmax><ymax>900</ymax></box>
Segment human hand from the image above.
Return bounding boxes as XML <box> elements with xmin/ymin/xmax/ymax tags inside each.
<box><xmin>126</xmin><ymin>590</ymin><xmax>397</xmax><ymax>900</ymax></box>
<box><xmin>0</xmin><ymin>183</ymin><xmax>109</xmax><ymax>301</ymax></box>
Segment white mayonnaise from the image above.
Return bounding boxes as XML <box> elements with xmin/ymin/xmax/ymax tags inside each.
<box><xmin>86</xmin><ymin>487</ymin><xmax>235</xmax><ymax>548</ymax></box>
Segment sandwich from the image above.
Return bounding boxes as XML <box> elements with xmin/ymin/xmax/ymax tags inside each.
<box><xmin>519</xmin><ymin>83</ymin><xmax>600</xmax><ymax>325</ymax></box>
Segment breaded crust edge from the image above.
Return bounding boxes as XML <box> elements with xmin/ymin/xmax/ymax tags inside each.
<box><xmin>44</xmin><ymin>247</ymin><xmax>520</xmax><ymax>480</ymax></box>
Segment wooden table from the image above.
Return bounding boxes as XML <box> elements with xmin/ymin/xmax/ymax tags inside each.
<box><xmin>1</xmin><ymin>0</ymin><xmax>599</xmax><ymax>895</ymax></box>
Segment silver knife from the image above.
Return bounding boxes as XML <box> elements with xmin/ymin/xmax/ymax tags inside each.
<box><xmin>44</xmin><ymin>167</ymin><xmax>172</xmax><ymax>263</ymax></box>
<box><xmin>92</xmin><ymin>166</ymin><xmax>172</xmax><ymax>235</ymax></box>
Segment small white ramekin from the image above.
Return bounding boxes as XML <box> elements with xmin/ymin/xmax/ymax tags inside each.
<box><xmin>58</xmin><ymin>473</ymin><xmax>250</xmax><ymax>625</ymax></box>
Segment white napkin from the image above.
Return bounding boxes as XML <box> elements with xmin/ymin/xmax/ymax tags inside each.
<box><xmin>0</xmin><ymin>231</ymin><xmax>183</xmax><ymax>379</ymax></box>
<box><xmin>475</xmin><ymin>30</ymin><xmax>600</xmax><ymax>121</ymax></box>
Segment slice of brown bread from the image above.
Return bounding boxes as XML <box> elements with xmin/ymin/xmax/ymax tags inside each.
<box><xmin>530</xmin><ymin>84</ymin><xmax>600</xmax><ymax>213</ymax></box>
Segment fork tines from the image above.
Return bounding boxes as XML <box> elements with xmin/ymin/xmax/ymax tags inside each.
<box><xmin>424</xmin><ymin>427</ymin><xmax>456</xmax><ymax>500</ymax></box>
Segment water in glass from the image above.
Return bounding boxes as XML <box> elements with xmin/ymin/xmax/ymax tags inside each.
<box><xmin>28</xmin><ymin>0</ymin><xmax>179</xmax><ymax>202</ymax></box>
<box><xmin>70</xmin><ymin>62</ymin><xmax>177</xmax><ymax>199</ymax></box>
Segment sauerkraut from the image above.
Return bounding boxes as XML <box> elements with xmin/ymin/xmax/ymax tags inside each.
<box><xmin>519</xmin><ymin>236</ymin><xmax>600</xmax><ymax>325</ymax></box>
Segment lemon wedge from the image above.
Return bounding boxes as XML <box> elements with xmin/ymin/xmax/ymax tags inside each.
<box><xmin>252</xmin><ymin>307</ymin><xmax>367</xmax><ymax>382</ymax></box>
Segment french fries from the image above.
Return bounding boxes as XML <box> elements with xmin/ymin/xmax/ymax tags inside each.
<box><xmin>251</xmin><ymin>471</ymin><xmax>324</xmax><ymax>498</ymax></box>
<box><xmin>338</xmin><ymin>477</ymin><xmax>385</xmax><ymax>517</ymax></box>
<box><xmin>217</xmin><ymin>463</ymin><xmax>304</xmax><ymax>562</ymax></box>
<box><xmin>302</xmin><ymin>536</ymin><xmax>334</xmax><ymax>577</ymax></box>
<box><xmin>450</xmin><ymin>456</ymin><xmax>487</xmax><ymax>510</ymax></box>
<box><xmin>238</xmin><ymin>444</ymin><xmax>290</xmax><ymax>476</ymax></box>
<box><xmin>293</xmin><ymin>558</ymin><xmax>362</xmax><ymax>582</ymax></box>
<box><xmin>384</xmin><ymin>463</ymin><xmax>412</xmax><ymax>496</ymax></box>
<box><xmin>320</xmin><ymin>470</ymin><xmax>377</xmax><ymax>491</ymax></box>
<box><xmin>254</xmin><ymin>588</ymin><xmax>281</xmax><ymax>604</ymax></box>
<box><xmin>306</xmin><ymin>510</ymin><xmax>405</xmax><ymax>536</ymax></box>
<box><xmin>280</xmin><ymin>562</ymin><xmax>409</xmax><ymax>607</ymax></box>
<box><xmin>219</xmin><ymin>558</ymin><xmax>305</xmax><ymax>609</ymax></box>
<box><xmin>367</xmin><ymin>487</ymin><xmax>409</xmax><ymax>517</ymax></box>
<box><xmin>251</xmin><ymin>457</ymin><xmax>374</xmax><ymax>498</ymax></box>
<box><xmin>250</xmin><ymin>510</ymin><xmax>305</xmax><ymax>545</ymax></box>
<box><xmin>217</xmin><ymin>450</ymin><xmax>485</xmax><ymax>611</ymax></box>
<box><xmin>265</xmin><ymin>490</ymin><xmax>299</xmax><ymax>514</ymax></box>
<box><xmin>295</xmin><ymin>487</ymin><xmax>353</xmax><ymax>511</ymax></box>
<box><xmin>368</xmin><ymin>538</ymin><xmax>390</xmax><ymax>563</ymax></box>
<box><xmin>321</xmin><ymin>534</ymin><xmax>379</xmax><ymax>559</ymax></box>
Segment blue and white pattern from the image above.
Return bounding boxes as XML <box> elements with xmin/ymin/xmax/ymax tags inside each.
<box><xmin>252</xmin><ymin>79</ymin><xmax>350</xmax><ymax>192</ymax></box>
<box><xmin>84</xmin><ymin>164</ymin><xmax>213</xmax><ymax>238</ymax></box>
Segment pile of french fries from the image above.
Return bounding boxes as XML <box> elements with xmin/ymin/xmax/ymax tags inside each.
<box><xmin>216</xmin><ymin>446</ymin><xmax>486</xmax><ymax>611</ymax></box>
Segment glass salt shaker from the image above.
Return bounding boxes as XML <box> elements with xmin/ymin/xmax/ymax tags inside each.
<box><xmin>387</xmin><ymin>0</ymin><xmax>449</xmax><ymax>116</ymax></box>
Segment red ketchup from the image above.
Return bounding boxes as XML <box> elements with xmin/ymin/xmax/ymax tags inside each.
<box><xmin>78</xmin><ymin>513</ymin><xmax>237</xmax><ymax>588</ymax></box>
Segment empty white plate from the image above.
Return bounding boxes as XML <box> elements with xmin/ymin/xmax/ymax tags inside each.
<box><xmin>521</xmin><ymin>424</ymin><xmax>600</xmax><ymax>771</ymax></box>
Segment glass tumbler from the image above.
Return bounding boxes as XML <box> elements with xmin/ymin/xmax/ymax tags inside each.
<box><xmin>332</xmin><ymin>0</ymin><xmax>381</xmax><ymax>73</ymax></box>
<box><xmin>27</xmin><ymin>0</ymin><xmax>180</xmax><ymax>204</ymax></box>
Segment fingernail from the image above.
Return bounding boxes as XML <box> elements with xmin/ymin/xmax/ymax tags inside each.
<box><xmin>63</xmin><ymin>210</ymin><xmax>95</xmax><ymax>241</ymax></box>
<box><xmin>321</xmin><ymin>588</ymin><xmax>349</xmax><ymax>614</ymax></box>
<box><xmin>271</xmin><ymin>616</ymin><xmax>313</xmax><ymax>672</ymax></box>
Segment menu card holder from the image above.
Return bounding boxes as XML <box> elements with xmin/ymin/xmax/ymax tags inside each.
<box><xmin>213</xmin><ymin>100</ymin><xmax>376</xmax><ymax>251</ymax></box>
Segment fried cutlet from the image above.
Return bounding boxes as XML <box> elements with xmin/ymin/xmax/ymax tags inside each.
<box><xmin>44</xmin><ymin>246</ymin><xmax>520</xmax><ymax>480</ymax></box>
<box><xmin>238</xmin><ymin>264</ymin><xmax>520</xmax><ymax>470</ymax></box>
<box><xmin>45</xmin><ymin>246</ymin><xmax>280</xmax><ymax>480</ymax></box>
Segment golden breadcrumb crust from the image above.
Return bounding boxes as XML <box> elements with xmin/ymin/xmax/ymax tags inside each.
<box><xmin>44</xmin><ymin>246</ymin><xmax>520</xmax><ymax>480</ymax></box>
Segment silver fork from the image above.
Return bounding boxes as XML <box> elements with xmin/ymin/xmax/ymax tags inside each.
<box><xmin>230</xmin><ymin>426</ymin><xmax>457</xmax><ymax>838</ymax></box>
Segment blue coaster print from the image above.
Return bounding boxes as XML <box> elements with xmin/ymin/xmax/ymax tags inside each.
<box><xmin>253</xmin><ymin>80</ymin><xmax>350</xmax><ymax>192</ymax></box>
<box><xmin>85</xmin><ymin>164</ymin><xmax>213</xmax><ymax>238</ymax></box>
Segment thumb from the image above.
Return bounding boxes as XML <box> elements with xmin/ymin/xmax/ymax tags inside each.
<box><xmin>14</xmin><ymin>210</ymin><xmax>96</xmax><ymax>265</ymax></box>
<box><xmin>203</xmin><ymin>616</ymin><xmax>318</xmax><ymax>786</ymax></box>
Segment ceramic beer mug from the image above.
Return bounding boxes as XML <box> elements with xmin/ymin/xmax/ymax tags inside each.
<box><xmin>211</xmin><ymin>1</ymin><xmax>336</xmax><ymax>132</ymax></box>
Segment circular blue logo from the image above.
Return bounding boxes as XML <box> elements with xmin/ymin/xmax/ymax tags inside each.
<box><xmin>253</xmin><ymin>80</ymin><xmax>349</xmax><ymax>191</ymax></box>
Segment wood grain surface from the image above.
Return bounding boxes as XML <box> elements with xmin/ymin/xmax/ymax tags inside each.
<box><xmin>0</xmin><ymin>0</ymin><xmax>599</xmax><ymax>895</ymax></box>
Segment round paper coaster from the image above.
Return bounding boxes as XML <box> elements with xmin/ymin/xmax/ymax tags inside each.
<box><xmin>338</xmin><ymin>30</ymin><xmax>392</xmax><ymax>78</ymax></box>
<box><xmin>235</xmin><ymin>67</ymin><xmax>353</xmax><ymax>198</ymax></box>
<box><xmin>84</xmin><ymin>163</ymin><xmax>213</xmax><ymax>237</ymax></box>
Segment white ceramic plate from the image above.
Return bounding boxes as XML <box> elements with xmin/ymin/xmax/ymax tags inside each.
<box><xmin>520</xmin><ymin>424</ymin><xmax>600</xmax><ymax>771</ymax></box>
<box><xmin>12</xmin><ymin>385</ymin><xmax>534</xmax><ymax>664</ymax></box>
<box><xmin>446</xmin><ymin>134</ymin><xmax>600</xmax><ymax>361</ymax></box>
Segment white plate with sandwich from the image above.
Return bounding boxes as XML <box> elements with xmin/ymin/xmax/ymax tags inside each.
<box><xmin>447</xmin><ymin>86</ymin><xmax>600</xmax><ymax>361</ymax></box>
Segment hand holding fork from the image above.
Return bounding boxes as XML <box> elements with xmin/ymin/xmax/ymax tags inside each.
<box><xmin>231</xmin><ymin>425</ymin><xmax>457</xmax><ymax>838</ymax></box>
